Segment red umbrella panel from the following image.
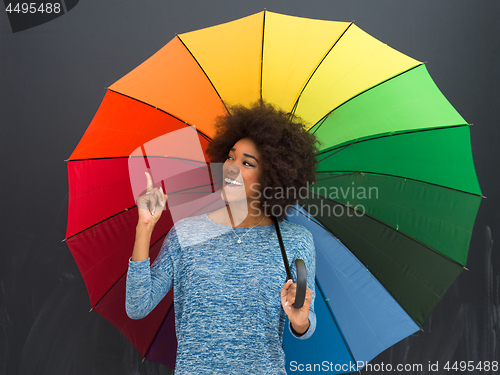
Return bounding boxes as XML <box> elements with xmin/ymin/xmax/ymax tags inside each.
<box><xmin>66</xmin><ymin>88</ymin><xmax>224</xmax><ymax>366</ymax></box>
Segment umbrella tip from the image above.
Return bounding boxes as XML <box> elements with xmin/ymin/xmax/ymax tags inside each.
<box><xmin>89</xmin><ymin>308</ymin><xmax>94</xmax><ymax>313</ymax></box>
<box><xmin>61</xmin><ymin>238</ymin><xmax>66</xmax><ymax>242</ymax></box>
<box><xmin>463</xmin><ymin>266</ymin><xmax>469</xmax><ymax>271</ymax></box>
<box><xmin>482</xmin><ymin>195</ymin><xmax>487</xmax><ymax>199</ymax></box>
<box><xmin>468</xmin><ymin>123</ymin><xmax>474</xmax><ymax>126</ymax></box>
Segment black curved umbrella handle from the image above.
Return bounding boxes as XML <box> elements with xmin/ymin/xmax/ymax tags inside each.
<box><xmin>293</xmin><ymin>259</ymin><xmax>307</xmax><ymax>309</ymax></box>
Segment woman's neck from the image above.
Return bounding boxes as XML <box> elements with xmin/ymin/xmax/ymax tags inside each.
<box><xmin>208</xmin><ymin>200</ymin><xmax>273</xmax><ymax>227</ymax></box>
<box><xmin>226</xmin><ymin>203</ymin><xmax>269</xmax><ymax>227</ymax></box>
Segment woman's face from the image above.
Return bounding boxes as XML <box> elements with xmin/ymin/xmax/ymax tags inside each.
<box><xmin>221</xmin><ymin>137</ymin><xmax>263</xmax><ymax>205</ymax></box>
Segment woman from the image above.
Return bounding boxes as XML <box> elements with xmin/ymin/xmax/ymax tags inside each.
<box><xmin>126</xmin><ymin>102</ymin><xmax>318</xmax><ymax>374</ymax></box>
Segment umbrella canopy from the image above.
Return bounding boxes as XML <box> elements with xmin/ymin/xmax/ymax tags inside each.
<box><xmin>65</xmin><ymin>10</ymin><xmax>482</xmax><ymax>373</ymax></box>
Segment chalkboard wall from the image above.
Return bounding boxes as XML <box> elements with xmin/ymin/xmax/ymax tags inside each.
<box><xmin>1</xmin><ymin>1</ymin><xmax>498</xmax><ymax>374</ymax></box>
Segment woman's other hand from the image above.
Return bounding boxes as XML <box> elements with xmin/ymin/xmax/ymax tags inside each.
<box><xmin>280</xmin><ymin>279</ymin><xmax>313</xmax><ymax>335</ymax></box>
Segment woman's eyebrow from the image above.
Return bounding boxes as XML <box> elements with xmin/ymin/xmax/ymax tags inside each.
<box><xmin>230</xmin><ymin>148</ymin><xmax>259</xmax><ymax>163</ymax></box>
<box><xmin>244</xmin><ymin>153</ymin><xmax>259</xmax><ymax>163</ymax></box>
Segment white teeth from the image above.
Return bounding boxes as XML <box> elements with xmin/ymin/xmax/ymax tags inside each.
<box><xmin>225</xmin><ymin>177</ymin><xmax>242</xmax><ymax>186</ymax></box>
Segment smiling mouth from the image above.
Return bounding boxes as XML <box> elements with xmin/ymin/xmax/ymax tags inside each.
<box><xmin>224</xmin><ymin>177</ymin><xmax>243</xmax><ymax>188</ymax></box>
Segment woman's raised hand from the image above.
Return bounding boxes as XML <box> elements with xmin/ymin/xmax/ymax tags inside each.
<box><xmin>136</xmin><ymin>172</ymin><xmax>168</xmax><ymax>226</ymax></box>
<box><xmin>132</xmin><ymin>172</ymin><xmax>168</xmax><ymax>262</ymax></box>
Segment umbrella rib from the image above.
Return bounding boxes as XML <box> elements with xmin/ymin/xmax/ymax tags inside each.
<box><xmin>289</xmin><ymin>205</ymin><xmax>328</xmax><ymax>230</ymax></box>
<box><xmin>176</xmin><ymin>35</ymin><xmax>230</xmax><ymax>114</ymax></box>
<box><xmin>321</xmin><ymin>240</ymin><xmax>421</xmax><ymax>345</ymax></box>
<box><xmin>315</xmin><ymin>278</ymin><xmax>359</xmax><ymax>366</ymax></box>
<box><xmin>180</xmin><ymin>192</ymin><xmax>224</xmax><ymax>217</ymax></box>
<box><xmin>67</xmin><ymin>156</ymin><xmax>211</xmax><ymax>172</ymax></box>
<box><xmin>135</xmin><ymin>231</ymin><xmax>175</xmax><ymax>361</ymax></box>
<box><xmin>317</xmin><ymin>143</ymin><xmax>355</xmax><ymax>163</ymax></box>
<box><xmin>64</xmin><ymin>182</ymin><xmax>217</xmax><ymax>241</ymax></box>
<box><xmin>314</xmin><ymin>170</ymin><xmax>482</xmax><ymax>198</ymax></box>
<box><xmin>90</xmin><ymin>232</ymin><xmax>169</xmax><ymax>310</ymax></box>
<box><xmin>143</xmin><ymin>290</ymin><xmax>176</xmax><ymax>361</ymax></box>
<box><xmin>64</xmin><ymin>205</ymin><xmax>137</xmax><ymax>241</ymax></box>
<box><xmin>303</xmin><ymin>191</ymin><xmax>467</xmax><ymax>270</ymax></box>
<box><xmin>293</xmin><ymin>204</ymin><xmax>426</xmax><ymax>330</ymax></box>
<box><xmin>309</xmin><ymin>114</ymin><xmax>329</xmax><ymax>136</ymax></box>
<box><xmin>315</xmin><ymin>123</ymin><xmax>470</xmax><ymax>157</ymax></box>
<box><xmin>168</xmin><ymin>184</ymin><xmax>215</xmax><ymax>195</ymax></box>
<box><xmin>309</xmin><ymin>62</ymin><xmax>425</xmax><ymax>135</ymax></box>
<box><xmin>289</xmin><ymin>22</ymin><xmax>354</xmax><ymax>120</ymax></box>
<box><xmin>259</xmin><ymin>9</ymin><xmax>266</xmax><ymax>102</ymax></box>
<box><xmin>129</xmin><ymin>155</ymin><xmax>210</xmax><ymax>172</ymax></box>
<box><xmin>105</xmin><ymin>89</ymin><xmax>213</xmax><ymax>144</ymax></box>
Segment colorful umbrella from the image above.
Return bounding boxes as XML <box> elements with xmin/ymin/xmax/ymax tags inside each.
<box><xmin>65</xmin><ymin>10</ymin><xmax>482</xmax><ymax>373</ymax></box>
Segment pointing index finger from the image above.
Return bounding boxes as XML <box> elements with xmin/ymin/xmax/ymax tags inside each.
<box><xmin>145</xmin><ymin>171</ymin><xmax>154</xmax><ymax>192</ymax></box>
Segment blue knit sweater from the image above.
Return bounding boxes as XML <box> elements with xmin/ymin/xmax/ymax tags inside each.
<box><xmin>126</xmin><ymin>213</ymin><xmax>316</xmax><ymax>374</ymax></box>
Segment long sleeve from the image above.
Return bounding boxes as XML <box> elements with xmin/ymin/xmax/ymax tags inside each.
<box><xmin>125</xmin><ymin>230</ymin><xmax>176</xmax><ymax>319</ymax></box>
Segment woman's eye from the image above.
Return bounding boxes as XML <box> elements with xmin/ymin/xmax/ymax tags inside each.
<box><xmin>226</xmin><ymin>155</ymin><xmax>253</xmax><ymax>167</ymax></box>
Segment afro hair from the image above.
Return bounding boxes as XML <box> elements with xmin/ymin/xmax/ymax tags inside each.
<box><xmin>206</xmin><ymin>101</ymin><xmax>319</xmax><ymax>220</ymax></box>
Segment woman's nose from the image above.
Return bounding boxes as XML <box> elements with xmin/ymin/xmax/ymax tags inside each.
<box><xmin>225</xmin><ymin>163</ymin><xmax>240</xmax><ymax>176</ymax></box>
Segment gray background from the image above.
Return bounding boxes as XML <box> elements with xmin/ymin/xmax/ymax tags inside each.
<box><xmin>1</xmin><ymin>0</ymin><xmax>499</xmax><ymax>374</ymax></box>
